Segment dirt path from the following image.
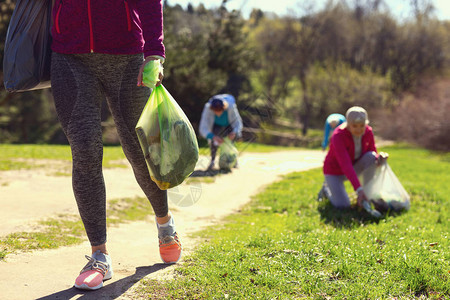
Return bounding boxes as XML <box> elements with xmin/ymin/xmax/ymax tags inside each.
<box><xmin>0</xmin><ymin>150</ymin><xmax>325</xmax><ymax>300</ymax></box>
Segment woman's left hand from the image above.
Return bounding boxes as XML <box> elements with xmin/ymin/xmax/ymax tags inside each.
<box><xmin>137</xmin><ymin>57</ymin><xmax>164</xmax><ymax>87</ymax></box>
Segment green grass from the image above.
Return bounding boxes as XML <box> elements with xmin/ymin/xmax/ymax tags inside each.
<box><xmin>0</xmin><ymin>144</ymin><xmax>129</xmax><ymax>170</ymax></box>
<box><xmin>1</xmin><ymin>217</ymin><xmax>86</xmax><ymax>256</ymax></box>
<box><xmin>185</xmin><ymin>177</ymin><xmax>216</xmax><ymax>184</ymax></box>
<box><xmin>0</xmin><ymin>143</ymin><xmax>305</xmax><ymax>171</ymax></box>
<box><xmin>139</xmin><ymin>145</ymin><xmax>449</xmax><ymax>299</ymax></box>
<box><xmin>234</xmin><ymin>141</ymin><xmax>304</xmax><ymax>153</ymax></box>
<box><xmin>0</xmin><ymin>196</ymin><xmax>154</xmax><ymax>260</ymax></box>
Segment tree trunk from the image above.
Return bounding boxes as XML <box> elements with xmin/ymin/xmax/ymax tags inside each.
<box><xmin>299</xmin><ymin>72</ymin><xmax>311</xmax><ymax>136</ymax></box>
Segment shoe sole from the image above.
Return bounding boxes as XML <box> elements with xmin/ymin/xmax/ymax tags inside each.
<box><xmin>73</xmin><ymin>269</ymin><xmax>113</xmax><ymax>290</ymax></box>
<box><xmin>74</xmin><ymin>282</ymin><xmax>104</xmax><ymax>290</ymax></box>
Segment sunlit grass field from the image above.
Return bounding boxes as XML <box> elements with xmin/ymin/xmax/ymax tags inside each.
<box><xmin>0</xmin><ymin>144</ymin><xmax>448</xmax><ymax>298</ymax></box>
<box><xmin>138</xmin><ymin>145</ymin><xmax>449</xmax><ymax>299</ymax></box>
<box><xmin>0</xmin><ymin>142</ymin><xmax>303</xmax><ymax>171</ymax></box>
<box><xmin>0</xmin><ymin>144</ymin><xmax>128</xmax><ymax>170</ymax></box>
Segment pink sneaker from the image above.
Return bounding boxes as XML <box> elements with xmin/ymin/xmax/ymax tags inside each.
<box><xmin>159</xmin><ymin>233</ymin><xmax>182</xmax><ymax>264</ymax></box>
<box><xmin>74</xmin><ymin>250</ymin><xmax>113</xmax><ymax>290</ymax></box>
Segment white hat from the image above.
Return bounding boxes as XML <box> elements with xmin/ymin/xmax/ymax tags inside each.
<box><xmin>346</xmin><ymin>106</ymin><xmax>369</xmax><ymax>124</ymax></box>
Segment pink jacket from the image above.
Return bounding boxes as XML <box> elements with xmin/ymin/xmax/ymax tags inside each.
<box><xmin>51</xmin><ymin>0</ymin><xmax>165</xmax><ymax>58</ymax></box>
<box><xmin>323</xmin><ymin>124</ymin><xmax>378</xmax><ymax>190</ymax></box>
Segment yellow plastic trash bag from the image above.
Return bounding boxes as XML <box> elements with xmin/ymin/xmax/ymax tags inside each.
<box><xmin>218</xmin><ymin>138</ymin><xmax>238</xmax><ymax>170</ymax></box>
<box><xmin>135</xmin><ymin>83</ymin><xmax>199</xmax><ymax>190</ymax></box>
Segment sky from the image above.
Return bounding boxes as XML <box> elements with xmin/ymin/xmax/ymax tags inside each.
<box><xmin>166</xmin><ymin>0</ymin><xmax>450</xmax><ymax>20</ymax></box>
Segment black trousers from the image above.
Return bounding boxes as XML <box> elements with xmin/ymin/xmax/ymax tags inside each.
<box><xmin>210</xmin><ymin>124</ymin><xmax>234</xmax><ymax>162</ymax></box>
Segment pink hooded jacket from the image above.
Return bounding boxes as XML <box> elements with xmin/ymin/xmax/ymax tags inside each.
<box><xmin>323</xmin><ymin>124</ymin><xmax>378</xmax><ymax>191</ymax></box>
<box><xmin>51</xmin><ymin>0</ymin><xmax>165</xmax><ymax>58</ymax></box>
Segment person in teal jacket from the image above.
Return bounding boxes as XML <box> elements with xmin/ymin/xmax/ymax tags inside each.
<box><xmin>199</xmin><ymin>94</ymin><xmax>243</xmax><ymax>170</ymax></box>
<box><xmin>321</xmin><ymin>113</ymin><xmax>346</xmax><ymax>150</ymax></box>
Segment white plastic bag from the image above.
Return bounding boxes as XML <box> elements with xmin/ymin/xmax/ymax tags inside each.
<box><xmin>218</xmin><ymin>138</ymin><xmax>238</xmax><ymax>170</ymax></box>
<box><xmin>363</xmin><ymin>162</ymin><xmax>410</xmax><ymax>211</ymax></box>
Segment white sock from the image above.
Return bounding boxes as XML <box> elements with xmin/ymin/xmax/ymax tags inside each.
<box><xmin>156</xmin><ymin>215</ymin><xmax>176</xmax><ymax>238</ymax></box>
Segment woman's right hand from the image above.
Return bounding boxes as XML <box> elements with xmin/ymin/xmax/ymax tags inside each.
<box><xmin>137</xmin><ymin>57</ymin><xmax>164</xmax><ymax>87</ymax></box>
<box><xmin>213</xmin><ymin>136</ymin><xmax>224</xmax><ymax>145</ymax></box>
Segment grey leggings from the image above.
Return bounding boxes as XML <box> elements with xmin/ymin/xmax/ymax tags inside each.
<box><xmin>51</xmin><ymin>52</ymin><xmax>167</xmax><ymax>246</ymax></box>
<box><xmin>325</xmin><ymin>151</ymin><xmax>377</xmax><ymax>208</ymax></box>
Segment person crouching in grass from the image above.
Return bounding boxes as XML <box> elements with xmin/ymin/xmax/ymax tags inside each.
<box><xmin>320</xmin><ymin>106</ymin><xmax>388</xmax><ymax>209</ymax></box>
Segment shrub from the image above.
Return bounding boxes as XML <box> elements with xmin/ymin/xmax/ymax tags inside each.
<box><xmin>373</xmin><ymin>78</ymin><xmax>450</xmax><ymax>151</ymax></box>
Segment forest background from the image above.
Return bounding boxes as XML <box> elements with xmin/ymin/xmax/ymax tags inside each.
<box><xmin>0</xmin><ymin>0</ymin><xmax>449</xmax><ymax>151</ymax></box>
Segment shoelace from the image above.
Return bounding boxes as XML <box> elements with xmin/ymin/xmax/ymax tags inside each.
<box><xmin>79</xmin><ymin>255</ymin><xmax>109</xmax><ymax>276</ymax></box>
<box><xmin>159</xmin><ymin>234</ymin><xmax>181</xmax><ymax>247</ymax></box>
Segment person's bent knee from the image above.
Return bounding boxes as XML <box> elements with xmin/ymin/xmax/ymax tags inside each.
<box><xmin>333</xmin><ymin>205</ymin><xmax>351</xmax><ymax>210</ymax></box>
<box><xmin>329</xmin><ymin>196</ymin><xmax>351</xmax><ymax>209</ymax></box>
<box><xmin>354</xmin><ymin>151</ymin><xmax>378</xmax><ymax>174</ymax></box>
<box><xmin>330</xmin><ymin>201</ymin><xmax>351</xmax><ymax>209</ymax></box>
<box><xmin>362</xmin><ymin>151</ymin><xmax>377</xmax><ymax>162</ymax></box>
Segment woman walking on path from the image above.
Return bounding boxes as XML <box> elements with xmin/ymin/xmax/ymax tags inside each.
<box><xmin>50</xmin><ymin>0</ymin><xmax>181</xmax><ymax>290</ymax></box>
<box><xmin>319</xmin><ymin>106</ymin><xmax>388</xmax><ymax>209</ymax></box>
